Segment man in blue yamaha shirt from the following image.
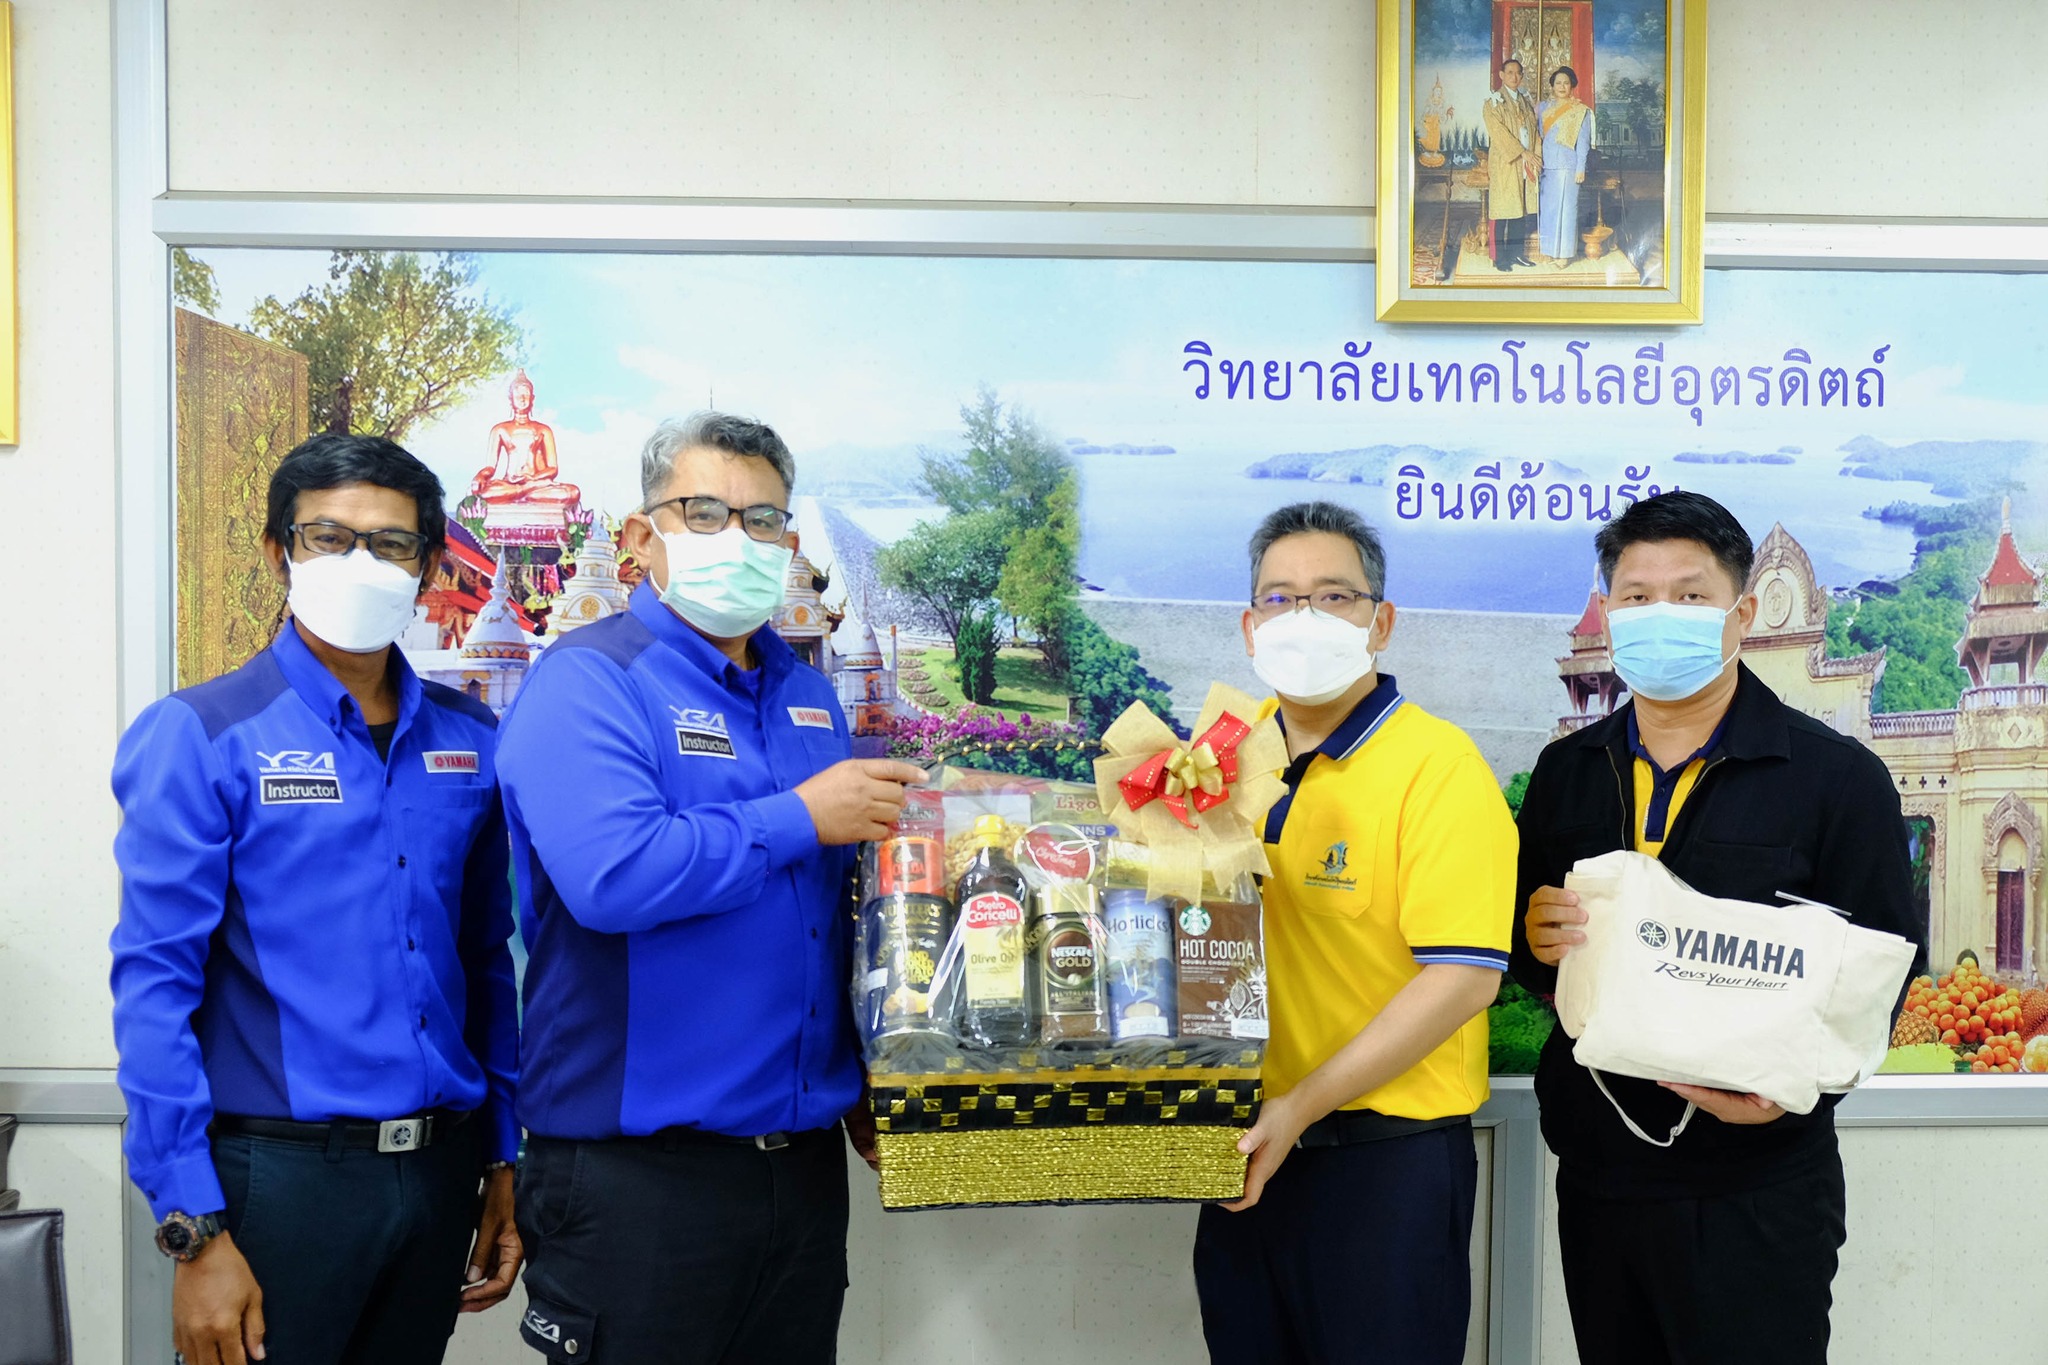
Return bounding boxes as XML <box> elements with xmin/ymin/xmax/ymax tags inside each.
<box><xmin>111</xmin><ymin>435</ymin><xmax>522</xmax><ymax>1365</ymax></box>
<box><xmin>497</xmin><ymin>413</ymin><xmax>922</xmax><ymax>1364</ymax></box>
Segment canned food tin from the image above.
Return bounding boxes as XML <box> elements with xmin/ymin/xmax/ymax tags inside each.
<box><xmin>861</xmin><ymin>891</ymin><xmax>955</xmax><ymax>1039</ymax></box>
<box><xmin>1102</xmin><ymin>888</ymin><xmax>1177</xmax><ymax>1040</ymax></box>
<box><xmin>877</xmin><ymin>835</ymin><xmax>946</xmax><ymax>898</ymax></box>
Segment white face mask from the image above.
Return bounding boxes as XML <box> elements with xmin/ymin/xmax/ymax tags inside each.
<box><xmin>286</xmin><ymin>550</ymin><xmax>422</xmax><ymax>654</ymax></box>
<box><xmin>657</xmin><ymin>525</ymin><xmax>794</xmax><ymax>639</ymax></box>
<box><xmin>1251</xmin><ymin>607</ymin><xmax>1378</xmax><ymax>706</ymax></box>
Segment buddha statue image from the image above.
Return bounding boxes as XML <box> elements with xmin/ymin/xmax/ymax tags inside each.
<box><xmin>473</xmin><ymin>369</ymin><xmax>581</xmax><ymax>508</ymax></box>
<box><xmin>1417</xmin><ymin>75</ymin><xmax>1452</xmax><ymax>168</ymax></box>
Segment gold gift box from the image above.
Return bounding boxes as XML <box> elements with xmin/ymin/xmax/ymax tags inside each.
<box><xmin>869</xmin><ymin>1059</ymin><xmax>1261</xmax><ymax>1210</ymax></box>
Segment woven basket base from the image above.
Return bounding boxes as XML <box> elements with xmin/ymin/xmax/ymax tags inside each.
<box><xmin>876</xmin><ymin>1124</ymin><xmax>1249</xmax><ymax>1210</ymax></box>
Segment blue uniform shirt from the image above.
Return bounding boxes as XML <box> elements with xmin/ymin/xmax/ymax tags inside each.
<box><xmin>110</xmin><ymin>624</ymin><xmax>520</xmax><ymax>1222</ymax></box>
<box><xmin>497</xmin><ymin>582</ymin><xmax>860</xmax><ymax>1141</ymax></box>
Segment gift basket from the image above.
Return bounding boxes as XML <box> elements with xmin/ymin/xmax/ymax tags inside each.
<box><xmin>854</xmin><ymin>685</ymin><xmax>1288</xmax><ymax>1210</ymax></box>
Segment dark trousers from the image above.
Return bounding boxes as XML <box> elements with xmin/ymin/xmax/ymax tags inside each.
<box><xmin>515</xmin><ymin>1129</ymin><xmax>849</xmax><ymax>1365</ymax></box>
<box><xmin>1556</xmin><ymin>1159</ymin><xmax>1847</xmax><ymax>1365</ymax></box>
<box><xmin>211</xmin><ymin>1118</ymin><xmax>484</xmax><ymax>1365</ymax></box>
<box><xmin>1492</xmin><ymin>213</ymin><xmax>1533</xmax><ymax>267</ymax></box>
<box><xmin>1192</xmin><ymin>1121</ymin><xmax>1477</xmax><ymax>1365</ymax></box>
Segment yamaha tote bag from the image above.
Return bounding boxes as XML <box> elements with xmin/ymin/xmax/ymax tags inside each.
<box><xmin>1555</xmin><ymin>850</ymin><xmax>1916</xmax><ymax>1138</ymax></box>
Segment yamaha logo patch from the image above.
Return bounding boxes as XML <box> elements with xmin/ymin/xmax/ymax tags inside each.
<box><xmin>256</xmin><ymin>750</ymin><xmax>342</xmax><ymax>804</ymax></box>
<box><xmin>422</xmin><ymin>750</ymin><xmax>480</xmax><ymax>774</ymax></box>
<box><xmin>671</xmin><ymin>706</ymin><xmax>736</xmax><ymax>760</ymax></box>
<box><xmin>788</xmin><ymin>705</ymin><xmax>835</xmax><ymax>729</ymax></box>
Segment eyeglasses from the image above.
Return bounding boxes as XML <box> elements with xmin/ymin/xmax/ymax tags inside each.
<box><xmin>1250</xmin><ymin>589</ymin><xmax>1381</xmax><ymax>622</ymax></box>
<box><xmin>289</xmin><ymin>521</ymin><xmax>430</xmax><ymax>564</ymax></box>
<box><xmin>646</xmin><ymin>495</ymin><xmax>793</xmax><ymax>543</ymax></box>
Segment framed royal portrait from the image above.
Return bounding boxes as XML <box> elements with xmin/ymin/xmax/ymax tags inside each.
<box><xmin>1374</xmin><ymin>0</ymin><xmax>1705</xmax><ymax>325</ymax></box>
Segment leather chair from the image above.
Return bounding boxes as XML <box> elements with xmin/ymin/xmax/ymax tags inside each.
<box><xmin>0</xmin><ymin>1116</ymin><xmax>74</xmax><ymax>1365</ymax></box>
<box><xmin>0</xmin><ymin>1113</ymin><xmax>15</xmax><ymax>1211</ymax></box>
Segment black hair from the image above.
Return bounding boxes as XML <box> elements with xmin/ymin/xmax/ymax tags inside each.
<box><xmin>263</xmin><ymin>432</ymin><xmax>447</xmax><ymax>561</ymax></box>
<box><xmin>1549</xmin><ymin>65</ymin><xmax>1579</xmax><ymax>89</ymax></box>
<box><xmin>1594</xmin><ymin>490</ymin><xmax>1754</xmax><ymax>596</ymax></box>
<box><xmin>1248</xmin><ymin>501</ymin><xmax>1388</xmax><ymax>598</ymax></box>
<box><xmin>641</xmin><ymin>412</ymin><xmax>797</xmax><ymax>505</ymax></box>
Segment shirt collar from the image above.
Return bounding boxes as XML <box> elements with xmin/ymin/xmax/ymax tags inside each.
<box><xmin>1277</xmin><ymin>672</ymin><xmax>1406</xmax><ymax>765</ymax></box>
<box><xmin>1577</xmin><ymin>664</ymin><xmax>1793</xmax><ymax>764</ymax></box>
<box><xmin>627</xmin><ymin>580</ymin><xmax>793</xmax><ymax>690</ymax></box>
<box><xmin>269</xmin><ymin>619</ymin><xmax>420</xmax><ymax>737</ymax></box>
<box><xmin>1626</xmin><ymin>702</ymin><xmax>1729</xmax><ymax>779</ymax></box>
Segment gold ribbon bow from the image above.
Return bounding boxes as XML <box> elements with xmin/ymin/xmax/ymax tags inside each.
<box><xmin>1165</xmin><ymin>743</ymin><xmax>1226</xmax><ymax>803</ymax></box>
<box><xmin>1094</xmin><ymin>683</ymin><xmax>1288</xmax><ymax>904</ymax></box>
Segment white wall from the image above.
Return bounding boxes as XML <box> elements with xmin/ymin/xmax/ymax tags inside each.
<box><xmin>1</xmin><ymin>0</ymin><xmax>119</xmax><ymax>1071</ymax></box>
<box><xmin>165</xmin><ymin>0</ymin><xmax>2048</xmax><ymax>218</ymax></box>
<box><xmin>0</xmin><ymin>0</ymin><xmax>124</xmax><ymax>1358</ymax></box>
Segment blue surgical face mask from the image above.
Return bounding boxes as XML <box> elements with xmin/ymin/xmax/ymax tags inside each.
<box><xmin>657</xmin><ymin>525</ymin><xmax>794</xmax><ymax>639</ymax></box>
<box><xmin>1606</xmin><ymin>601</ymin><xmax>1738</xmax><ymax>702</ymax></box>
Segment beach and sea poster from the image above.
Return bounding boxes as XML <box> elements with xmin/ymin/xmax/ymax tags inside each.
<box><xmin>170</xmin><ymin>248</ymin><xmax>2048</xmax><ymax>1078</ymax></box>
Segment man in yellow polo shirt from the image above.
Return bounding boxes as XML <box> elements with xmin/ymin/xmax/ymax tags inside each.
<box><xmin>1192</xmin><ymin>501</ymin><xmax>1517</xmax><ymax>1365</ymax></box>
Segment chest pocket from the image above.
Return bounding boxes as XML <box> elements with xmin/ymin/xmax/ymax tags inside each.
<box><xmin>798</xmin><ymin>727</ymin><xmax>846</xmax><ymax>776</ymax></box>
<box><xmin>399</xmin><ymin>787</ymin><xmax>494</xmax><ymax>903</ymax></box>
<box><xmin>1286</xmin><ymin>811</ymin><xmax>1379</xmax><ymax>919</ymax></box>
<box><xmin>1671</xmin><ymin>838</ymin><xmax>1799</xmax><ymax>907</ymax></box>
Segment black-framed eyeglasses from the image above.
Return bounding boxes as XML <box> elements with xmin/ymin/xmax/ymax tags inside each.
<box><xmin>1250</xmin><ymin>589</ymin><xmax>1380</xmax><ymax>621</ymax></box>
<box><xmin>646</xmin><ymin>495</ymin><xmax>793</xmax><ymax>543</ymax></box>
<box><xmin>289</xmin><ymin>521</ymin><xmax>430</xmax><ymax>565</ymax></box>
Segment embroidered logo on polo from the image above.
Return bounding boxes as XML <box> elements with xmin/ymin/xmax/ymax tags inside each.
<box><xmin>421</xmin><ymin>750</ymin><xmax>480</xmax><ymax>774</ymax></box>
<box><xmin>255</xmin><ymin>750</ymin><xmax>342</xmax><ymax>804</ymax></box>
<box><xmin>1303</xmin><ymin>839</ymin><xmax>1358</xmax><ymax>892</ymax></box>
<box><xmin>788</xmin><ymin>705</ymin><xmax>835</xmax><ymax>729</ymax></box>
<box><xmin>670</xmin><ymin>705</ymin><xmax>737</xmax><ymax>759</ymax></box>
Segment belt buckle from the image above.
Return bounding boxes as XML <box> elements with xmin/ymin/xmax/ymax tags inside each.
<box><xmin>754</xmin><ymin>1131</ymin><xmax>791</xmax><ymax>1152</ymax></box>
<box><xmin>378</xmin><ymin>1116</ymin><xmax>431</xmax><ymax>1154</ymax></box>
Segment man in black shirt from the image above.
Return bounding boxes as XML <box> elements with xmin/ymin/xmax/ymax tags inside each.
<box><xmin>1511</xmin><ymin>491</ymin><xmax>1924</xmax><ymax>1365</ymax></box>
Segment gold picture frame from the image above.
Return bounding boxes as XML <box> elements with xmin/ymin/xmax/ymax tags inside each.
<box><xmin>1374</xmin><ymin>0</ymin><xmax>1705</xmax><ymax>325</ymax></box>
<box><xmin>0</xmin><ymin>3</ymin><xmax>16</xmax><ymax>440</ymax></box>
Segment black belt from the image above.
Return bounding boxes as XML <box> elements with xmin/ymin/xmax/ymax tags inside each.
<box><xmin>212</xmin><ymin>1107</ymin><xmax>472</xmax><ymax>1154</ymax></box>
<box><xmin>1295</xmin><ymin>1110</ymin><xmax>1469</xmax><ymax>1149</ymax></box>
<box><xmin>640</xmin><ymin>1125</ymin><xmax>837</xmax><ymax>1154</ymax></box>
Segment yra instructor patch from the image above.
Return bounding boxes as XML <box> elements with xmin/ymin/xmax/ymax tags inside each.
<box><xmin>788</xmin><ymin>706</ymin><xmax>834</xmax><ymax>729</ymax></box>
<box><xmin>257</xmin><ymin>750</ymin><xmax>342</xmax><ymax>804</ymax></box>
<box><xmin>671</xmin><ymin>705</ymin><xmax>736</xmax><ymax>759</ymax></box>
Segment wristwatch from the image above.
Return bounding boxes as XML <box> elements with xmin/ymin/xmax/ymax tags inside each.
<box><xmin>155</xmin><ymin>1210</ymin><xmax>225</xmax><ymax>1262</ymax></box>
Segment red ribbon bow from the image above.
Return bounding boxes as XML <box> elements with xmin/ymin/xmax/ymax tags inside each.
<box><xmin>1117</xmin><ymin>711</ymin><xmax>1254</xmax><ymax>829</ymax></box>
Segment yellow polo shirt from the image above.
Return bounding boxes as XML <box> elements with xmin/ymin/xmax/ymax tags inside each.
<box><xmin>1259</xmin><ymin>678</ymin><xmax>1518</xmax><ymax>1120</ymax></box>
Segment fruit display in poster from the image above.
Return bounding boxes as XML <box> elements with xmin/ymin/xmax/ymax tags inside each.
<box><xmin>1879</xmin><ymin>1043</ymin><xmax>1963</xmax><ymax>1075</ymax></box>
<box><xmin>2023</xmin><ymin>1035</ymin><xmax>2048</xmax><ymax>1075</ymax></box>
<box><xmin>1896</xmin><ymin>963</ymin><xmax>2034</xmax><ymax>1073</ymax></box>
<box><xmin>1889</xmin><ymin>1012</ymin><xmax>1939</xmax><ymax>1048</ymax></box>
<box><xmin>2021</xmin><ymin>989</ymin><xmax>2048</xmax><ymax>1040</ymax></box>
